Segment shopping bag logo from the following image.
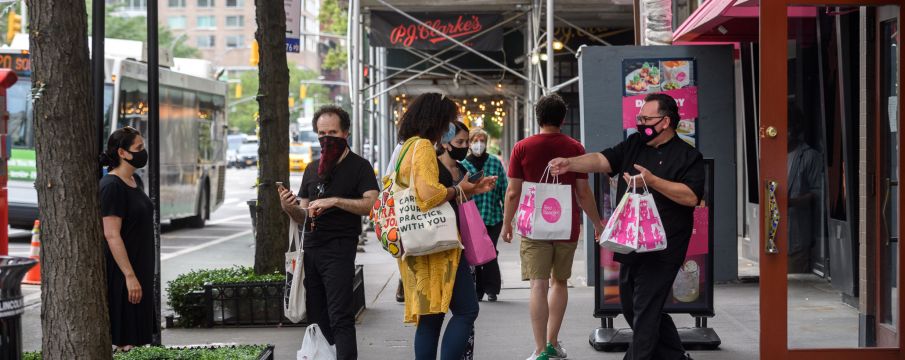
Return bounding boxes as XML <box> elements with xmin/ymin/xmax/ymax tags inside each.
<box><xmin>541</xmin><ymin>197</ymin><xmax>562</xmax><ymax>223</ymax></box>
<box><xmin>517</xmin><ymin>186</ymin><xmax>536</xmax><ymax>235</ymax></box>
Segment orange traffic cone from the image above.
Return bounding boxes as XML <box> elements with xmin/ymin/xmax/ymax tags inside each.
<box><xmin>22</xmin><ymin>220</ymin><xmax>41</xmax><ymax>285</ymax></box>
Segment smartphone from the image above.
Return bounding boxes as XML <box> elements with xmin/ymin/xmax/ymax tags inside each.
<box><xmin>467</xmin><ymin>170</ymin><xmax>484</xmax><ymax>183</ymax></box>
<box><xmin>275</xmin><ymin>181</ymin><xmax>285</xmax><ymax>190</ymax></box>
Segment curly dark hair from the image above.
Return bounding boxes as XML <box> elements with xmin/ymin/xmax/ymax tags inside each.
<box><xmin>99</xmin><ymin>126</ymin><xmax>142</xmax><ymax>171</ymax></box>
<box><xmin>535</xmin><ymin>93</ymin><xmax>567</xmax><ymax>127</ymax></box>
<box><xmin>644</xmin><ymin>93</ymin><xmax>681</xmax><ymax>129</ymax></box>
<box><xmin>312</xmin><ymin>105</ymin><xmax>351</xmax><ymax>132</ymax></box>
<box><xmin>397</xmin><ymin>93</ymin><xmax>459</xmax><ymax>143</ymax></box>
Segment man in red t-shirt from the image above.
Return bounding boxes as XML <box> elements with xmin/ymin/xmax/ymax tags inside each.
<box><xmin>502</xmin><ymin>94</ymin><xmax>604</xmax><ymax>360</ymax></box>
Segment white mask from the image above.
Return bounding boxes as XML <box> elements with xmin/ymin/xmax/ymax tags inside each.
<box><xmin>470</xmin><ymin>141</ymin><xmax>486</xmax><ymax>156</ymax></box>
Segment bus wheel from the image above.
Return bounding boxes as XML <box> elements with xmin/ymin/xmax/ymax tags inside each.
<box><xmin>187</xmin><ymin>185</ymin><xmax>208</xmax><ymax>229</ymax></box>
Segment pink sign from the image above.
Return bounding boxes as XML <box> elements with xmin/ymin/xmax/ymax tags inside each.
<box><xmin>622</xmin><ymin>86</ymin><xmax>699</xmax><ymax>130</ymax></box>
<box><xmin>686</xmin><ymin>207</ymin><xmax>709</xmax><ymax>257</ymax></box>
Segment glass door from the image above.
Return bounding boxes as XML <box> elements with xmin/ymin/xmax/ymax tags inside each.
<box><xmin>759</xmin><ymin>1</ymin><xmax>903</xmax><ymax>358</ymax></box>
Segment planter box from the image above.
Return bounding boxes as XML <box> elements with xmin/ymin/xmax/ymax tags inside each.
<box><xmin>202</xmin><ymin>265</ymin><xmax>365</xmax><ymax>328</ymax></box>
<box><xmin>167</xmin><ymin>345</ymin><xmax>275</xmax><ymax>360</ymax></box>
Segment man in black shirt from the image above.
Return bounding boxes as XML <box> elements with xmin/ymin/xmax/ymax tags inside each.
<box><xmin>279</xmin><ymin>105</ymin><xmax>379</xmax><ymax>360</ymax></box>
<box><xmin>549</xmin><ymin>94</ymin><xmax>703</xmax><ymax>360</ymax></box>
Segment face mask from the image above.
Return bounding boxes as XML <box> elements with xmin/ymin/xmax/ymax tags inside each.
<box><xmin>470</xmin><ymin>141</ymin><xmax>486</xmax><ymax>156</ymax></box>
<box><xmin>124</xmin><ymin>149</ymin><xmax>148</xmax><ymax>169</ymax></box>
<box><xmin>448</xmin><ymin>144</ymin><xmax>468</xmax><ymax>161</ymax></box>
<box><xmin>440</xmin><ymin>123</ymin><xmax>456</xmax><ymax>144</ymax></box>
<box><xmin>637</xmin><ymin>117</ymin><xmax>666</xmax><ymax>144</ymax></box>
<box><xmin>317</xmin><ymin>135</ymin><xmax>348</xmax><ymax>179</ymax></box>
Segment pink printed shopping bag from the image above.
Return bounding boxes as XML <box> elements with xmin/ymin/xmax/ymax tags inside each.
<box><xmin>636</xmin><ymin>191</ymin><xmax>667</xmax><ymax>253</ymax></box>
<box><xmin>599</xmin><ymin>190</ymin><xmax>640</xmax><ymax>254</ymax></box>
<box><xmin>514</xmin><ymin>165</ymin><xmax>572</xmax><ymax>240</ymax></box>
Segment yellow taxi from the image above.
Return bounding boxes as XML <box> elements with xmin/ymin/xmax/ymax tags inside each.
<box><xmin>289</xmin><ymin>143</ymin><xmax>312</xmax><ymax>172</ymax></box>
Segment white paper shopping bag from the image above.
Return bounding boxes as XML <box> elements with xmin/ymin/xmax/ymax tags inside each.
<box><xmin>515</xmin><ymin>165</ymin><xmax>573</xmax><ymax>240</ymax></box>
<box><xmin>635</xmin><ymin>179</ymin><xmax>667</xmax><ymax>253</ymax></box>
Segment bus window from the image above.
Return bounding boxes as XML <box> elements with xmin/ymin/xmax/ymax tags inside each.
<box><xmin>118</xmin><ymin>77</ymin><xmax>149</xmax><ymax>134</ymax></box>
<box><xmin>104</xmin><ymin>84</ymin><xmax>114</xmax><ymax>136</ymax></box>
<box><xmin>8</xmin><ymin>78</ymin><xmax>32</xmax><ymax>148</ymax></box>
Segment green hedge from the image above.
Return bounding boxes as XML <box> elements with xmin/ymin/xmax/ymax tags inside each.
<box><xmin>23</xmin><ymin>345</ymin><xmax>268</xmax><ymax>360</ymax></box>
<box><xmin>166</xmin><ymin>266</ymin><xmax>283</xmax><ymax>327</ymax></box>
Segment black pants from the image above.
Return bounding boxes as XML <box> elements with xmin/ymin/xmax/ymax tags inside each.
<box><xmin>475</xmin><ymin>222</ymin><xmax>503</xmax><ymax>297</ymax></box>
<box><xmin>304</xmin><ymin>237</ymin><xmax>358</xmax><ymax>360</ymax></box>
<box><xmin>619</xmin><ymin>260</ymin><xmax>685</xmax><ymax>360</ymax></box>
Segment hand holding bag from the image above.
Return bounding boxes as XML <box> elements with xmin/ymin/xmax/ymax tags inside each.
<box><xmin>284</xmin><ymin>218</ymin><xmax>306</xmax><ymax>323</ymax></box>
<box><xmin>297</xmin><ymin>323</ymin><xmax>337</xmax><ymax>360</ymax></box>
<box><xmin>457</xmin><ymin>191</ymin><xmax>497</xmax><ymax>266</ymax></box>
<box><xmin>635</xmin><ymin>176</ymin><xmax>667</xmax><ymax>253</ymax></box>
<box><xmin>600</xmin><ymin>176</ymin><xmax>641</xmax><ymax>254</ymax></box>
<box><xmin>514</xmin><ymin>165</ymin><xmax>573</xmax><ymax>240</ymax></box>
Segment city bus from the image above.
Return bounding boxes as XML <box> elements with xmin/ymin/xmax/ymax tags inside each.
<box><xmin>7</xmin><ymin>49</ymin><xmax>227</xmax><ymax>229</ymax></box>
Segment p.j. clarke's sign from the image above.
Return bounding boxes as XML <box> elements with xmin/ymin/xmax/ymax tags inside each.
<box><xmin>369</xmin><ymin>11</ymin><xmax>503</xmax><ymax>51</ymax></box>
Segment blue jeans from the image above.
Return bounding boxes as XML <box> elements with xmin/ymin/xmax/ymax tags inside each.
<box><xmin>414</xmin><ymin>257</ymin><xmax>480</xmax><ymax>360</ymax></box>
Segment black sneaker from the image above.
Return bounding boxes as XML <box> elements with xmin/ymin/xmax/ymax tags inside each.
<box><xmin>488</xmin><ymin>294</ymin><xmax>498</xmax><ymax>302</ymax></box>
<box><xmin>395</xmin><ymin>281</ymin><xmax>405</xmax><ymax>303</ymax></box>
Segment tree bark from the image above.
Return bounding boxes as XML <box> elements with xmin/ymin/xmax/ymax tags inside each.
<box><xmin>254</xmin><ymin>0</ymin><xmax>290</xmax><ymax>274</ymax></box>
<box><xmin>27</xmin><ymin>0</ymin><xmax>112</xmax><ymax>358</ymax></box>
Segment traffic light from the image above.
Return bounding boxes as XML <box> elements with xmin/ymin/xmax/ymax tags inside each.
<box><xmin>249</xmin><ymin>40</ymin><xmax>259</xmax><ymax>66</ymax></box>
<box><xmin>6</xmin><ymin>11</ymin><xmax>21</xmax><ymax>44</ymax></box>
<box><xmin>288</xmin><ymin>97</ymin><xmax>295</xmax><ymax>108</ymax></box>
<box><xmin>299</xmin><ymin>84</ymin><xmax>307</xmax><ymax>99</ymax></box>
<box><xmin>234</xmin><ymin>83</ymin><xmax>242</xmax><ymax>98</ymax></box>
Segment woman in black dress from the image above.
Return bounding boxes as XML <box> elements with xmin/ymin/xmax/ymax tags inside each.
<box><xmin>99</xmin><ymin>126</ymin><xmax>154</xmax><ymax>351</ymax></box>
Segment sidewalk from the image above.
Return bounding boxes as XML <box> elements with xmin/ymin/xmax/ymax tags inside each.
<box><xmin>159</xmin><ymin>232</ymin><xmax>761</xmax><ymax>359</ymax></box>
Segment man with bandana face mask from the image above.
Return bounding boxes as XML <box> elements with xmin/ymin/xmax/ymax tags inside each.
<box><xmin>278</xmin><ymin>105</ymin><xmax>379</xmax><ymax>360</ymax></box>
<box><xmin>549</xmin><ymin>93</ymin><xmax>703</xmax><ymax>360</ymax></box>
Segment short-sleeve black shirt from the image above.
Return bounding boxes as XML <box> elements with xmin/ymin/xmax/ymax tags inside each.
<box><xmin>601</xmin><ymin>133</ymin><xmax>705</xmax><ymax>265</ymax></box>
<box><xmin>299</xmin><ymin>152</ymin><xmax>379</xmax><ymax>248</ymax></box>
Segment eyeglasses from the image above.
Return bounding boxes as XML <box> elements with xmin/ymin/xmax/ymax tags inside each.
<box><xmin>635</xmin><ymin>115</ymin><xmax>666</xmax><ymax>124</ymax></box>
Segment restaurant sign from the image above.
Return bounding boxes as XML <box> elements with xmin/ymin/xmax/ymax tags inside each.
<box><xmin>369</xmin><ymin>11</ymin><xmax>503</xmax><ymax>51</ymax></box>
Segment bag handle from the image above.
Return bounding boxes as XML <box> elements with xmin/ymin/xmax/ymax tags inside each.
<box><xmin>539</xmin><ymin>164</ymin><xmax>560</xmax><ymax>184</ymax></box>
<box><xmin>287</xmin><ymin>217</ymin><xmax>308</xmax><ymax>252</ymax></box>
<box><xmin>391</xmin><ymin>141</ymin><xmax>416</xmax><ymax>185</ymax></box>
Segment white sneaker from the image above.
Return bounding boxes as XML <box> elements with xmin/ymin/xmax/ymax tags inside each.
<box><xmin>546</xmin><ymin>341</ymin><xmax>568</xmax><ymax>359</ymax></box>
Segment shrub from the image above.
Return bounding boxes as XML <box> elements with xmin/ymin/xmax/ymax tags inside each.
<box><xmin>166</xmin><ymin>266</ymin><xmax>283</xmax><ymax>327</ymax></box>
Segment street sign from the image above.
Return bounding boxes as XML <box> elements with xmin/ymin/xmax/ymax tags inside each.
<box><xmin>284</xmin><ymin>0</ymin><xmax>301</xmax><ymax>53</ymax></box>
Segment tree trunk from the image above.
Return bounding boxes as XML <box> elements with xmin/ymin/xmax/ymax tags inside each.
<box><xmin>27</xmin><ymin>0</ymin><xmax>112</xmax><ymax>358</ymax></box>
<box><xmin>254</xmin><ymin>0</ymin><xmax>290</xmax><ymax>274</ymax></box>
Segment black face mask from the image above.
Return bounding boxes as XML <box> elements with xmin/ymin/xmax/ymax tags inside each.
<box><xmin>637</xmin><ymin>117</ymin><xmax>666</xmax><ymax>144</ymax></box>
<box><xmin>125</xmin><ymin>149</ymin><xmax>148</xmax><ymax>169</ymax></box>
<box><xmin>448</xmin><ymin>144</ymin><xmax>468</xmax><ymax>161</ymax></box>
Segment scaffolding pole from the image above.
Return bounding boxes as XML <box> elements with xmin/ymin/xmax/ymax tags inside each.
<box><xmin>347</xmin><ymin>0</ymin><xmax>360</xmax><ymax>154</ymax></box>
<box><xmin>546</xmin><ymin>0</ymin><xmax>554</xmax><ymax>96</ymax></box>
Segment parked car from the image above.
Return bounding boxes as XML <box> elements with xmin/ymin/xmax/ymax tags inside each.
<box><xmin>237</xmin><ymin>143</ymin><xmax>259</xmax><ymax>168</ymax></box>
<box><xmin>227</xmin><ymin>134</ymin><xmax>247</xmax><ymax>168</ymax></box>
<box><xmin>289</xmin><ymin>143</ymin><xmax>312</xmax><ymax>172</ymax></box>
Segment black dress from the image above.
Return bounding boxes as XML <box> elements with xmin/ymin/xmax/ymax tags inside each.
<box><xmin>99</xmin><ymin>174</ymin><xmax>155</xmax><ymax>346</ymax></box>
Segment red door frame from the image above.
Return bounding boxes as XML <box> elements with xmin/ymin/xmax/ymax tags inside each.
<box><xmin>760</xmin><ymin>1</ymin><xmax>904</xmax><ymax>359</ymax></box>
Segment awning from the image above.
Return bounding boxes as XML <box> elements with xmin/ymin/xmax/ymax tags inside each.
<box><xmin>673</xmin><ymin>0</ymin><xmax>817</xmax><ymax>43</ymax></box>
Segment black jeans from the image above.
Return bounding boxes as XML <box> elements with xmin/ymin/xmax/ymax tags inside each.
<box><xmin>619</xmin><ymin>260</ymin><xmax>685</xmax><ymax>360</ymax></box>
<box><xmin>475</xmin><ymin>222</ymin><xmax>502</xmax><ymax>296</ymax></box>
<box><xmin>304</xmin><ymin>236</ymin><xmax>358</xmax><ymax>360</ymax></box>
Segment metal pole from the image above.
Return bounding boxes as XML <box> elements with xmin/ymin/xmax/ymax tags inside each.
<box><xmin>92</xmin><ymin>0</ymin><xmax>104</xmax><ymax>179</ymax></box>
<box><xmin>146</xmin><ymin>0</ymin><xmax>162</xmax><ymax>346</ymax></box>
<box><xmin>368</xmin><ymin>45</ymin><xmax>376</xmax><ymax>165</ymax></box>
<box><xmin>348</xmin><ymin>0</ymin><xmax>359</xmax><ymax>154</ymax></box>
<box><xmin>546</xmin><ymin>0</ymin><xmax>554</xmax><ymax>95</ymax></box>
<box><xmin>356</xmin><ymin>7</ymin><xmax>365</xmax><ymax>155</ymax></box>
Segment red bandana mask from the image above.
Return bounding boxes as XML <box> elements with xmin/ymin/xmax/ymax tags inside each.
<box><xmin>318</xmin><ymin>135</ymin><xmax>348</xmax><ymax>180</ymax></box>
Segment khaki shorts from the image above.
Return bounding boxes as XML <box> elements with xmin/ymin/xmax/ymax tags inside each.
<box><xmin>520</xmin><ymin>237</ymin><xmax>579</xmax><ymax>281</ymax></box>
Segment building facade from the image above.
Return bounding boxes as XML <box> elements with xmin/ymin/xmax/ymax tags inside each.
<box><xmin>156</xmin><ymin>0</ymin><xmax>322</xmax><ymax>72</ymax></box>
